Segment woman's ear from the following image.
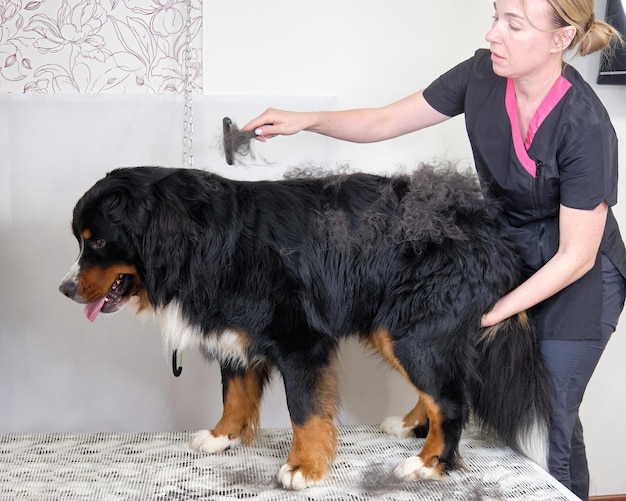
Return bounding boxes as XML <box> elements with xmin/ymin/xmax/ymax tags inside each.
<box><xmin>552</xmin><ymin>25</ymin><xmax>576</xmax><ymax>52</ymax></box>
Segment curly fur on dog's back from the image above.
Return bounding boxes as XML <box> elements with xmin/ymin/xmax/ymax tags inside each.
<box><xmin>289</xmin><ymin>164</ymin><xmax>492</xmax><ymax>248</ymax></box>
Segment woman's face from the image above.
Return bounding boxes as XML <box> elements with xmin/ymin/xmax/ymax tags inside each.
<box><xmin>486</xmin><ymin>0</ymin><xmax>563</xmax><ymax>81</ymax></box>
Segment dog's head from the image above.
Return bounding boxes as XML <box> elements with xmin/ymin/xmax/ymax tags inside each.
<box><xmin>60</xmin><ymin>166</ymin><xmax>233</xmax><ymax>322</ymax></box>
<box><xmin>59</xmin><ymin>168</ymin><xmax>161</xmax><ymax>321</ymax></box>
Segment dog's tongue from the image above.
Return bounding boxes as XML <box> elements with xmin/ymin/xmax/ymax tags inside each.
<box><xmin>84</xmin><ymin>298</ymin><xmax>106</xmax><ymax>323</ymax></box>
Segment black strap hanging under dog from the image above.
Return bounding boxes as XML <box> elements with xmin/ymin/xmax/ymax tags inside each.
<box><xmin>172</xmin><ymin>350</ymin><xmax>183</xmax><ymax>377</ymax></box>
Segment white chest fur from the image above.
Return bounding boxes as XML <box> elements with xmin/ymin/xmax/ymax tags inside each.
<box><xmin>154</xmin><ymin>300</ymin><xmax>250</xmax><ymax>368</ymax></box>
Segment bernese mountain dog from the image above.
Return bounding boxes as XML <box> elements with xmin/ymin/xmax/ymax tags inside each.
<box><xmin>59</xmin><ymin>164</ymin><xmax>552</xmax><ymax>490</ymax></box>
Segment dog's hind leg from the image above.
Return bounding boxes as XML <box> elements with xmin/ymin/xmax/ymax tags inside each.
<box><xmin>392</xmin><ymin>390</ymin><xmax>456</xmax><ymax>480</ymax></box>
<box><xmin>276</xmin><ymin>355</ymin><xmax>339</xmax><ymax>489</ymax></box>
<box><xmin>381</xmin><ymin>399</ymin><xmax>430</xmax><ymax>439</ymax></box>
<box><xmin>366</xmin><ymin>328</ymin><xmax>464</xmax><ymax>479</ymax></box>
<box><xmin>366</xmin><ymin>335</ymin><xmax>431</xmax><ymax>439</ymax></box>
<box><xmin>191</xmin><ymin>362</ymin><xmax>270</xmax><ymax>454</ymax></box>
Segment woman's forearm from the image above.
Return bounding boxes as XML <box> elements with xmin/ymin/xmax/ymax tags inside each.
<box><xmin>243</xmin><ymin>90</ymin><xmax>450</xmax><ymax>143</ymax></box>
<box><xmin>481</xmin><ymin>202</ymin><xmax>608</xmax><ymax>327</ymax></box>
<box><xmin>481</xmin><ymin>251</ymin><xmax>597</xmax><ymax>326</ymax></box>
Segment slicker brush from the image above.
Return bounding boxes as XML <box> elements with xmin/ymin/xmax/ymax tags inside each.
<box><xmin>222</xmin><ymin>117</ymin><xmax>257</xmax><ymax>165</ymax></box>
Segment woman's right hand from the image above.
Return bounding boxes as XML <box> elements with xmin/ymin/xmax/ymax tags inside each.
<box><xmin>242</xmin><ymin>108</ymin><xmax>314</xmax><ymax>142</ymax></box>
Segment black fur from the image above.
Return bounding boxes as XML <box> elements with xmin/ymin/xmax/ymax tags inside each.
<box><xmin>61</xmin><ymin>164</ymin><xmax>552</xmax><ymax>485</ymax></box>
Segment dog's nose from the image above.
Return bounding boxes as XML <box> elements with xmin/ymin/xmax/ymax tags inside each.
<box><xmin>59</xmin><ymin>280</ymin><xmax>77</xmax><ymax>299</ymax></box>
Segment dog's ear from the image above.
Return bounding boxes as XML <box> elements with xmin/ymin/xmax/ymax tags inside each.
<box><xmin>139</xmin><ymin>188</ymin><xmax>195</xmax><ymax>303</ymax></box>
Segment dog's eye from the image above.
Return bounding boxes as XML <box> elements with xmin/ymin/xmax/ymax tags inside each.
<box><xmin>94</xmin><ymin>238</ymin><xmax>107</xmax><ymax>249</ymax></box>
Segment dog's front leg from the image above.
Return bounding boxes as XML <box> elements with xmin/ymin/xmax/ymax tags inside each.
<box><xmin>277</xmin><ymin>357</ymin><xmax>338</xmax><ymax>489</ymax></box>
<box><xmin>192</xmin><ymin>363</ymin><xmax>269</xmax><ymax>453</ymax></box>
<box><xmin>278</xmin><ymin>415</ymin><xmax>337</xmax><ymax>489</ymax></box>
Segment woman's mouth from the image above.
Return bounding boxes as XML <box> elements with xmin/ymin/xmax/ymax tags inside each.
<box><xmin>490</xmin><ymin>51</ymin><xmax>506</xmax><ymax>62</ymax></box>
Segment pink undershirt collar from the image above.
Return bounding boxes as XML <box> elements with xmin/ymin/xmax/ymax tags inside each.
<box><xmin>505</xmin><ymin>76</ymin><xmax>572</xmax><ymax>177</ymax></box>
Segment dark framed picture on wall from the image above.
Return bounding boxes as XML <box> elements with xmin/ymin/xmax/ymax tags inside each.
<box><xmin>597</xmin><ymin>0</ymin><xmax>626</xmax><ymax>84</ymax></box>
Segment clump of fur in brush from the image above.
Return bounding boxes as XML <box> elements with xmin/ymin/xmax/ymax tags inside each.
<box><xmin>223</xmin><ymin>117</ymin><xmax>257</xmax><ymax>165</ymax></box>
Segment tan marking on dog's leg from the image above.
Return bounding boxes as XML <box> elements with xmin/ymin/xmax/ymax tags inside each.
<box><xmin>382</xmin><ymin>398</ymin><xmax>430</xmax><ymax>438</ymax></box>
<box><xmin>279</xmin><ymin>361</ymin><xmax>339</xmax><ymax>489</ymax></box>
<box><xmin>393</xmin><ymin>392</ymin><xmax>447</xmax><ymax>480</ymax></box>
<box><xmin>415</xmin><ymin>391</ymin><xmax>445</xmax><ymax>472</ymax></box>
<box><xmin>279</xmin><ymin>415</ymin><xmax>338</xmax><ymax>489</ymax></box>
<box><xmin>316</xmin><ymin>356</ymin><xmax>340</xmax><ymax>424</ymax></box>
<box><xmin>368</xmin><ymin>329</ymin><xmax>430</xmax><ymax>438</ymax></box>
<box><xmin>191</xmin><ymin>366</ymin><xmax>263</xmax><ymax>454</ymax></box>
<box><xmin>403</xmin><ymin>399</ymin><xmax>428</xmax><ymax>428</ymax></box>
<box><xmin>364</xmin><ymin>328</ymin><xmax>411</xmax><ymax>380</ymax></box>
<box><xmin>365</xmin><ymin>328</ymin><xmax>446</xmax><ymax>478</ymax></box>
<box><xmin>214</xmin><ymin>367</ymin><xmax>263</xmax><ymax>445</ymax></box>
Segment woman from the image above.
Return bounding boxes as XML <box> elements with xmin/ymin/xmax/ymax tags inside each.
<box><xmin>243</xmin><ymin>0</ymin><xmax>625</xmax><ymax>499</ymax></box>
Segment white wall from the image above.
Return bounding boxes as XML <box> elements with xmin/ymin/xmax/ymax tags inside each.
<box><xmin>1</xmin><ymin>0</ymin><xmax>624</xmax><ymax>497</ymax></box>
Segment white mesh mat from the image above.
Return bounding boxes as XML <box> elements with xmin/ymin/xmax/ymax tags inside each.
<box><xmin>0</xmin><ymin>425</ymin><xmax>579</xmax><ymax>501</ymax></box>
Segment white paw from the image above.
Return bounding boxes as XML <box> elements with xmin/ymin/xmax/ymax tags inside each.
<box><xmin>394</xmin><ymin>456</ymin><xmax>439</xmax><ymax>480</ymax></box>
<box><xmin>277</xmin><ymin>464</ymin><xmax>320</xmax><ymax>490</ymax></box>
<box><xmin>191</xmin><ymin>430</ymin><xmax>241</xmax><ymax>454</ymax></box>
<box><xmin>381</xmin><ymin>416</ymin><xmax>413</xmax><ymax>439</ymax></box>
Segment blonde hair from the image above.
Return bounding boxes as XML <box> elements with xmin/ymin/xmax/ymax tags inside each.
<box><xmin>522</xmin><ymin>0</ymin><xmax>624</xmax><ymax>56</ymax></box>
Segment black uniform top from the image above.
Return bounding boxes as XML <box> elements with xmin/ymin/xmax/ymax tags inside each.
<box><xmin>424</xmin><ymin>48</ymin><xmax>626</xmax><ymax>340</ymax></box>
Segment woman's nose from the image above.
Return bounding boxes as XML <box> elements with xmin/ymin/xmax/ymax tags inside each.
<box><xmin>485</xmin><ymin>19</ymin><xmax>500</xmax><ymax>44</ymax></box>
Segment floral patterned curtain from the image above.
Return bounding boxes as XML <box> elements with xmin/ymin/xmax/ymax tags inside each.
<box><xmin>0</xmin><ymin>0</ymin><xmax>203</xmax><ymax>94</ymax></box>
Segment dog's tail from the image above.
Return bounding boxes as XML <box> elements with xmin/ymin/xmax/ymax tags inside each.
<box><xmin>471</xmin><ymin>312</ymin><xmax>552</xmax><ymax>468</ymax></box>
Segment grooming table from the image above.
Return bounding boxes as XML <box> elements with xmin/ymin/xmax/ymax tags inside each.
<box><xmin>0</xmin><ymin>425</ymin><xmax>579</xmax><ymax>500</ymax></box>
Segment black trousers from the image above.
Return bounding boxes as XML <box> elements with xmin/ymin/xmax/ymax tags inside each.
<box><xmin>541</xmin><ymin>254</ymin><xmax>626</xmax><ymax>501</ymax></box>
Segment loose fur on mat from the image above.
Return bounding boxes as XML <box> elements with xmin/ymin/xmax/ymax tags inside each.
<box><xmin>59</xmin><ymin>163</ymin><xmax>552</xmax><ymax>489</ymax></box>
